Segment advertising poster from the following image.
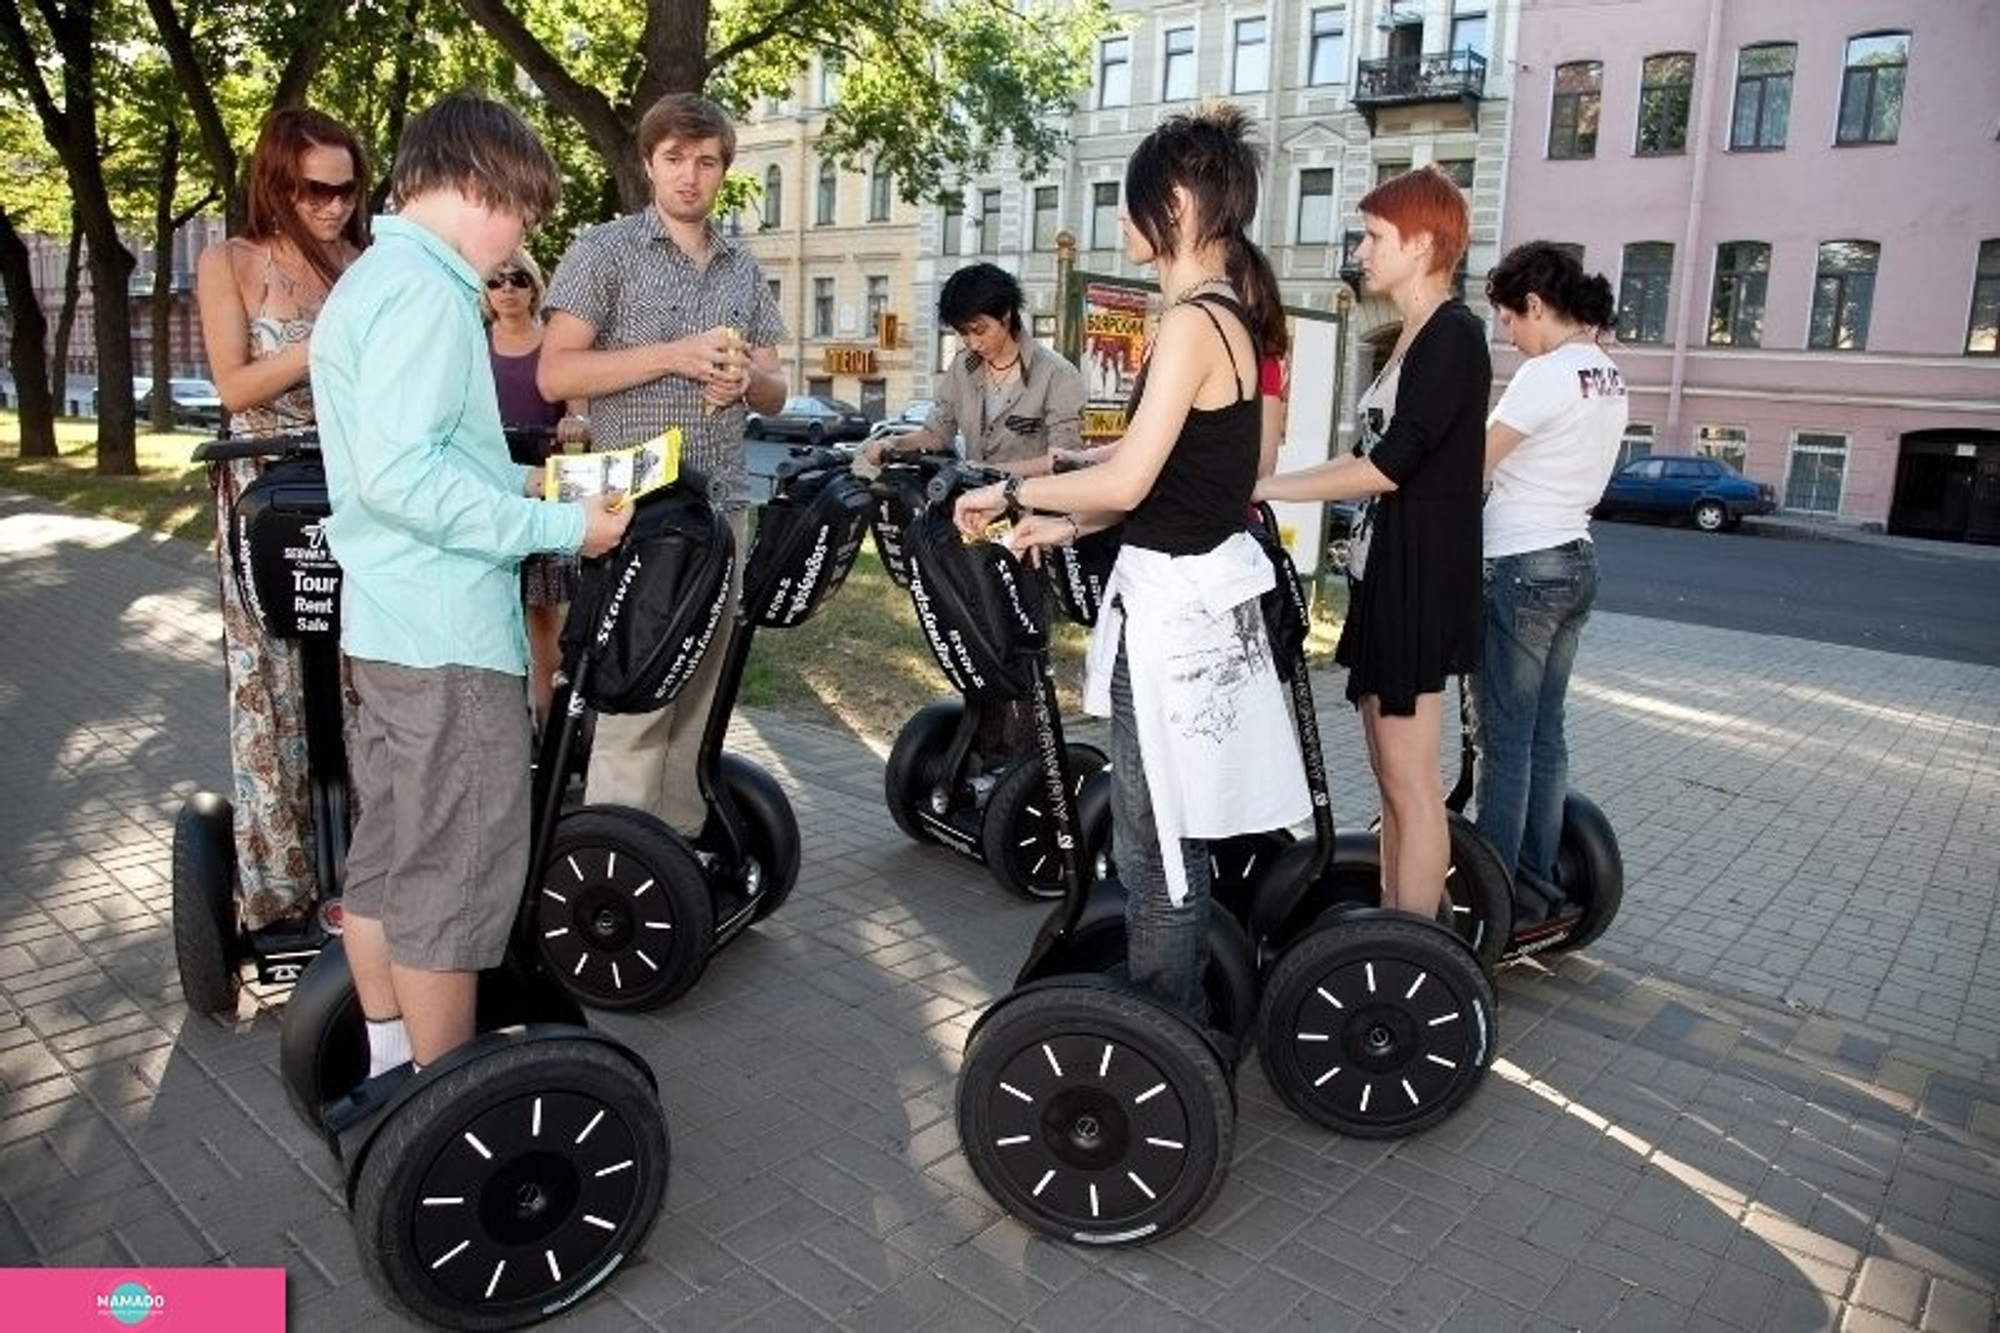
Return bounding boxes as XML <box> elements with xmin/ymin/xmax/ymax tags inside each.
<box><xmin>1079</xmin><ymin>282</ymin><xmax>1151</xmax><ymax>443</ymax></box>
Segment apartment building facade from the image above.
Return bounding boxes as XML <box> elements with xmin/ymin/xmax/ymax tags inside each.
<box><xmin>733</xmin><ymin>0</ymin><xmax>1519</xmax><ymax>455</ymax></box>
<box><xmin>1498</xmin><ymin>0</ymin><xmax>2000</xmax><ymax>540</ymax></box>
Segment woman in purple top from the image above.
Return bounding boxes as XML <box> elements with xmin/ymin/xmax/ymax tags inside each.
<box><xmin>484</xmin><ymin>248</ymin><xmax>585</xmax><ymax>725</ymax></box>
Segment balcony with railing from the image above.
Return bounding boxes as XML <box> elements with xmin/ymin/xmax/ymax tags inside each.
<box><xmin>1353</xmin><ymin>47</ymin><xmax>1487</xmax><ymax>131</ymax></box>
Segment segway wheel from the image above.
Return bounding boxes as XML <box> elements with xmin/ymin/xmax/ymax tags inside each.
<box><xmin>1546</xmin><ymin>791</ymin><xmax>1625</xmax><ymax>953</ymax></box>
<box><xmin>1440</xmin><ymin>814</ymin><xmax>1511</xmax><ymax>973</ymax></box>
<box><xmin>882</xmin><ymin>702</ymin><xmax>962</xmax><ymax>844</ymax></box>
<box><xmin>715</xmin><ymin>755</ymin><xmax>801</xmax><ymax>924</ymax></box>
<box><xmin>537</xmin><ymin>808</ymin><xmax>713</xmax><ymax>1012</ymax></box>
<box><xmin>1257</xmin><ymin>914</ymin><xmax>1495</xmax><ymax>1138</ymax></box>
<box><xmin>1207</xmin><ymin>829</ymin><xmax>1297</xmax><ymax>925</ymax></box>
<box><xmin>353</xmin><ymin>1038</ymin><xmax>669</xmax><ymax>1330</ymax></box>
<box><xmin>957</xmin><ymin>983</ymin><xmax>1233</xmax><ymax>1246</ymax></box>
<box><xmin>172</xmin><ymin>793</ymin><xmax>241</xmax><ymax>1015</ymax></box>
<box><xmin>980</xmin><ymin>743</ymin><xmax>1109</xmax><ymax>901</ymax></box>
<box><xmin>279</xmin><ymin>937</ymin><xmax>369</xmax><ymax>1132</ymax></box>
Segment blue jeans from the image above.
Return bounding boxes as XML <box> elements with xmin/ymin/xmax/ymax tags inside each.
<box><xmin>1110</xmin><ymin>630</ymin><xmax>1212</xmax><ymax>1023</ymax></box>
<box><xmin>1474</xmin><ymin>540</ymin><xmax>1598</xmax><ymax>888</ymax></box>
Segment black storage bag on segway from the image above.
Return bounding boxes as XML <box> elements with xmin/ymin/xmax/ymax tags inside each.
<box><xmin>1040</xmin><ymin>523</ymin><xmax>1120</xmax><ymax>628</ymax></box>
<box><xmin>563</xmin><ymin>486</ymin><xmax>734</xmax><ymax>714</ymax></box>
<box><xmin>902</xmin><ymin>504</ymin><xmax>1045</xmax><ymax>702</ymax></box>
<box><xmin>742</xmin><ymin>464</ymin><xmax>873</xmax><ymax>628</ymax></box>
<box><xmin>231</xmin><ymin>457</ymin><xmax>342</xmax><ymax>641</ymax></box>
<box><xmin>864</xmin><ymin>465</ymin><xmax>931</xmax><ymax>590</ymax></box>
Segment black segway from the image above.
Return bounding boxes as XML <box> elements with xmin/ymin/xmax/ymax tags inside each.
<box><xmin>256</xmin><ymin>444</ymin><xmax>702</xmax><ymax>1327</ymax></box>
<box><xmin>174</xmin><ymin>428</ymin><xmax>564</xmax><ymax>1013</ymax></box>
<box><xmin>173</xmin><ymin>434</ymin><xmax>353</xmax><ymax>1013</ymax></box>
<box><xmin>1447</xmin><ymin>677</ymin><xmax>1624</xmax><ymax>960</ymax></box>
<box><xmin>529</xmin><ymin>445</ymin><xmax>872</xmax><ymax>1011</ymax></box>
<box><xmin>868</xmin><ymin>450</ymin><xmax>1111</xmax><ymax>899</ymax></box>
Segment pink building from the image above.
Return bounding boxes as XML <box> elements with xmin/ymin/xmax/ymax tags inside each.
<box><xmin>1498</xmin><ymin>0</ymin><xmax>2000</xmax><ymax>541</ymax></box>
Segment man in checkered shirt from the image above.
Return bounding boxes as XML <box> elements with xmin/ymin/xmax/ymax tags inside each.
<box><xmin>540</xmin><ymin>93</ymin><xmax>789</xmax><ymax>835</ymax></box>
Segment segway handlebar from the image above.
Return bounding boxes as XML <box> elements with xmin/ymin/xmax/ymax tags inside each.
<box><xmin>770</xmin><ymin>444</ymin><xmax>851</xmax><ymax>485</ymax></box>
<box><xmin>192</xmin><ymin>431</ymin><xmax>322</xmax><ymax>463</ymax></box>
<box><xmin>924</xmin><ymin>459</ymin><xmax>1006</xmax><ymax>507</ymax></box>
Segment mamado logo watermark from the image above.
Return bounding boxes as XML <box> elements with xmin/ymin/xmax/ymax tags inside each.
<box><xmin>96</xmin><ymin>1278</ymin><xmax>164</xmax><ymax>1325</ymax></box>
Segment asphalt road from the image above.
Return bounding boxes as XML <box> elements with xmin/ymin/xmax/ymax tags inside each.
<box><xmin>1590</xmin><ymin>518</ymin><xmax>2000</xmax><ymax>666</ymax></box>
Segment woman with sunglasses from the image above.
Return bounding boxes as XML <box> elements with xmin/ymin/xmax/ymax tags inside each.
<box><xmin>483</xmin><ymin>248</ymin><xmax>586</xmax><ymax>725</ymax></box>
<box><xmin>194</xmin><ymin>106</ymin><xmax>369</xmax><ymax>933</ymax></box>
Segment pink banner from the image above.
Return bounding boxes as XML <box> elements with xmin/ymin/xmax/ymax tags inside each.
<box><xmin>0</xmin><ymin>1268</ymin><xmax>285</xmax><ymax>1331</ymax></box>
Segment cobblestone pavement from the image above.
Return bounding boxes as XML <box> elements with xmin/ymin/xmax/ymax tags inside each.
<box><xmin>1</xmin><ymin>492</ymin><xmax>1995</xmax><ymax>1331</ymax></box>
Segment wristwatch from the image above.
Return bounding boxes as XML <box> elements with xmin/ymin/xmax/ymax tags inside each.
<box><xmin>1002</xmin><ymin>473</ymin><xmax>1024</xmax><ymax>518</ymax></box>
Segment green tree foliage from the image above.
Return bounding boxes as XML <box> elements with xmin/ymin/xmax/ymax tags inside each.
<box><xmin>465</xmin><ymin>0</ymin><xmax>1114</xmax><ymax>216</ymax></box>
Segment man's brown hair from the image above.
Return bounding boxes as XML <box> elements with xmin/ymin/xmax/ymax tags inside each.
<box><xmin>390</xmin><ymin>91</ymin><xmax>561</xmax><ymax>225</ymax></box>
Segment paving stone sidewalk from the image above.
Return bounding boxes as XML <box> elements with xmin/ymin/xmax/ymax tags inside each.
<box><xmin>1</xmin><ymin>492</ymin><xmax>1995</xmax><ymax>1331</ymax></box>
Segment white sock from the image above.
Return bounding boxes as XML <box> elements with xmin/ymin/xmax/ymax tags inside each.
<box><xmin>367</xmin><ymin>1017</ymin><xmax>411</xmax><ymax>1078</ymax></box>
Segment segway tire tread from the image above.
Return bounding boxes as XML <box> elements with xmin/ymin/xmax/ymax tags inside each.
<box><xmin>171</xmin><ymin>796</ymin><xmax>241</xmax><ymax>1015</ymax></box>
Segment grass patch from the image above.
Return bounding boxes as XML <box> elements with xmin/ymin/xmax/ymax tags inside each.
<box><xmin>0</xmin><ymin>412</ymin><xmax>214</xmax><ymax>545</ymax></box>
<box><xmin>0</xmin><ymin>407</ymin><xmax>1344</xmax><ymax>744</ymax></box>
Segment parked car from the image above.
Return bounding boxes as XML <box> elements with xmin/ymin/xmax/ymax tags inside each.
<box><xmin>135</xmin><ymin>377</ymin><xmax>224</xmax><ymax>431</ymax></box>
<box><xmin>1594</xmin><ymin>454</ymin><xmax>1776</xmax><ymax>532</ymax></box>
<box><xmin>859</xmin><ymin>400</ymin><xmax>938</xmax><ymax>449</ymax></box>
<box><xmin>745</xmin><ymin>395</ymin><xmax>874</xmax><ymax>444</ymax></box>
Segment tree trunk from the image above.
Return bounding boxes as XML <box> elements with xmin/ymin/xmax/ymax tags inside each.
<box><xmin>460</xmin><ymin>0</ymin><xmax>712</xmax><ymax>211</ymax></box>
<box><xmin>150</xmin><ymin>121</ymin><xmax>181</xmax><ymax>433</ymax></box>
<box><xmin>0</xmin><ymin>207</ymin><xmax>58</xmax><ymax>459</ymax></box>
<box><xmin>51</xmin><ymin>221</ymin><xmax>81</xmax><ymax>414</ymax></box>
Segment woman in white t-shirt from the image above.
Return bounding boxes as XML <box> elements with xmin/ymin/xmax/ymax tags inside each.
<box><xmin>1476</xmin><ymin>242</ymin><xmax>1628</xmax><ymax>923</ymax></box>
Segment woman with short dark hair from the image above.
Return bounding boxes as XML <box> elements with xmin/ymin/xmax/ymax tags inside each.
<box><xmin>1476</xmin><ymin>242</ymin><xmax>1627</xmax><ymax>921</ymax></box>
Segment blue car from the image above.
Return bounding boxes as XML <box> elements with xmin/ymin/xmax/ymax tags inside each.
<box><xmin>1595</xmin><ymin>454</ymin><xmax>1776</xmax><ymax>533</ymax></box>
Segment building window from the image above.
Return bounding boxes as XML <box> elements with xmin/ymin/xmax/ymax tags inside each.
<box><xmin>976</xmin><ymin>188</ymin><xmax>1002</xmax><ymax>252</ymax></box>
<box><xmin>1693</xmin><ymin>423</ymin><xmax>1749</xmax><ymax>473</ymax></box>
<box><xmin>1091</xmin><ymin>181</ymin><xmax>1120</xmax><ymax>250</ymax></box>
<box><xmin>1296</xmin><ymin>169</ymin><xmax>1335</xmax><ymax>245</ymax></box>
<box><xmin>766</xmin><ymin>277</ymin><xmax>782</xmax><ymax>310</ymax></box>
<box><xmin>1707</xmin><ymin>241</ymin><xmax>1770</xmax><ymax>347</ymax></box>
<box><xmin>1617</xmin><ymin>242</ymin><xmax>1673</xmax><ymax>344</ymax></box>
<box><xmin>1968</xmin><ymin>239</ymin><xmax>2000</xmax><ymax>355</ymax></box>
<box><xmin>1032</xmin><ymin>313</ymin><xmax>1057</xmax><ymax>342</ymax></box>
<box><xmin>868</xmin><ymin>162</ymin><xmax>891</xmax><ymax>221</ymax></box>
<box><xmin>1785</xmin><ymin>432</ymin><xmax>1848</xmax><ymax>515</ymax></box>
<box><xmin>1434</xmin><ymin>159</ymin><xmax>1474</xmax><ymax>189</ymax></box>
<box><xmin>1308</xmin><ymin>8</ymin><xmax>1346</xmax><ymax>86</ymax></box>
<box><xmin>1619</xmin><ymin>422</ymin><xmax>1654</xmax><ymax>469</ymax></box>
<box><xmin>941</xmin><ymin>196</ymin><xmax>963</xmax><ymax>256</ymax></box>
<box><xmin>1233</xmin><ymin>17</ymin><xmax>1269</xmax><ymax>94</ymax></box>
<box><xmin>1731</xmin><ymin>42</ymin><xmax>1794</xmax><ymax>150</ymax></box>
<box><xmin>1636</xmin><ymin>52</ymin><xmax>1696</xmax><ymax>156</ymax></box>
<box><xmin>1375</xmin><ymin>159</ymin><xmax>1408</xmax><ymax>186</ymax></box>
<box><xmin>761</xmin><ymin>165</ymin><xmax>782</xmax><ymax>229</ymax></box>
<box><xmin>1809</xmin><ymin>240</ymin><xmax>1879</xmax><ymax>350</ymax></box>
<box><xmin>815</xmin><ymin>160</ymin><xmax>837</xmax><ymax>226</ymax></box>
<box><xmin>1163</xmin><ymin>26</ymin><xmax>1197</xmax><ymax>101</ymax></box>
<box><xmin>865</xmin><ymin>275</ymin><xmax>889</xmax><ymax>338</ymax></box>
<box><xmin>812</xmin><ymin>277</ymin><xmax>834</xmax><ymax>338</ymax></box>
<box><xmin>817</xmin><ymin>55</ymin><xmax>843</xmax><ymax>108</ymax></box>
<box><xmin>1097</xmin><ymin>36</ymin><xmax>1131</xmax><ymax>109</ymax></box>
<box><xmin>1549</xmin><ymin>61</ymin><xmax>1603</xmax><ymax>160</ymax></box>
<box><xmin>1451</xmin><ymin>7</ymin><xmax>1486</xmax><ymax>58</ymax></box>
<box><xmin>1032</xmin><ymin>185</ymin><xmax>1060</xmax><ymax>251</ymax></box>
<box><xmin>1837</xmin><ymin>32</ymin><xmax>1908</xmax><ymax>145</ymax></box>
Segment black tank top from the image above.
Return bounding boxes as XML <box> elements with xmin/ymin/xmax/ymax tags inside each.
<box><xmin>1122</xmin><ymin>294</ymin><xmax>1261</xmax><ymax>556</ymax></box>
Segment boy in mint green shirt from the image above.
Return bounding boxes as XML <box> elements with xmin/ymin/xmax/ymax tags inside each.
<box><xmin>311</xmin><ymin>91</ymin><xmax>628</xmax><ymax>1076</ymax></box>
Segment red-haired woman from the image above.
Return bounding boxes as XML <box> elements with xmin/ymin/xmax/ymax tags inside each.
<box><xmin>1256</xmin><ymin>165</ymin><xmax>1488</xmax><ymax>922</ymax></box>
<box><xmin>195</xmin><ymin>107</ymin><xmax>370</xmax><ymax>932</ymax></box>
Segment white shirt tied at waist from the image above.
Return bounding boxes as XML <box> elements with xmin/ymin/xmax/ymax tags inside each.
<box><xmin>1084</xmin><ymin>530</ymin><xmax>1313</xmax><ymax>906</ymax></box>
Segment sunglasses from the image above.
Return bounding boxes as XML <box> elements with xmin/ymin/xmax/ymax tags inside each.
<box><xmin>298</xmin><ymin>177</ymin><xmax>359</xmax><ymax>206</ymax></box>
<box><xmin>486</xmin><ymin>271</ymin><xmax>534</xmax><ymax>291</ymax></box>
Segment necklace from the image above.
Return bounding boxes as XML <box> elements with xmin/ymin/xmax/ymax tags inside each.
<box><xmin>1172</xmin><ymin>273</ymin><xmax>1231</xmax><ymax>304</ymax></box>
